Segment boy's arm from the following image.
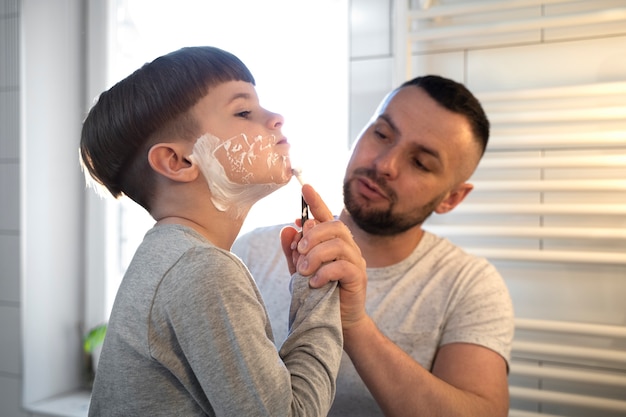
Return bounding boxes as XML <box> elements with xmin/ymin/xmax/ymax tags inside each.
<box><xmin>279</xmin><ymin>275</ymin><xmax>342</xmax><ymax>415</ymax></box>
<box><xmin>281</xmin><ymin>184</ymin><xmax>368</xmax><ymax>331</ymax></box>
<box><xmin>167</xmin><ymin>250</ymin><xmax>343</xmax><ymax>417</ymax></box>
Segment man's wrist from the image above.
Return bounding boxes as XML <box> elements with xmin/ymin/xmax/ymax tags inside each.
<box><xmin>343</xmin><ymin>314</ymin><xmax>376</xmax><ymax>346</ymax></box>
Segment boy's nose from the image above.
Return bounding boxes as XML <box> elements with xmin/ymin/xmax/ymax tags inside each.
<box><xmin>268</xmin><ymin>111</ymin><xmax>284</xmax><ymax>129</ymax></box>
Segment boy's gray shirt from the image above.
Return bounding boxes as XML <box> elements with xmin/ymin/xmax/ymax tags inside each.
<box><xmin>89</xmin><ymin>224</ymin><xmax>342</xmax><ymax>417</ymax></box>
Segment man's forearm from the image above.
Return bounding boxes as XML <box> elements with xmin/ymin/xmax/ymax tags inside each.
<box><xmin>343</xmin><ymin>316</ymin><xmax>508</xmax><ymax>417</ymax></box>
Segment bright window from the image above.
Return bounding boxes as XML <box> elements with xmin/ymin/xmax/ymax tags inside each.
<box><xmin>103</xmin><ymin>0</ymin><xmax>350</xmax><ymax>318</ymax></box>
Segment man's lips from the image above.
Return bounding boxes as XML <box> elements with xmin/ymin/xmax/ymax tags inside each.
<box><xmin>355</xmin><ymin>176</ymin><xmax>390</xmax><ymax>201</ymax></box>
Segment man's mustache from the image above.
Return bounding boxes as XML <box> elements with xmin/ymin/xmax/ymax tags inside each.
<box><xmin>350</xmin><ymin>167</ymin><xmax>397</xmax><ymax>204</ymax></box>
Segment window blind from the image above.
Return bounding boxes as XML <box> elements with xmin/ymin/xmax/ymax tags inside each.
<box><xmin>394</xmin><ymin>1</ymin><xmax>626</xmax><ymax>415</ymax></box>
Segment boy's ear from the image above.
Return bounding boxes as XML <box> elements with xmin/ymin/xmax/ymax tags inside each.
<box><xmin>434</xmin><ymin>182</ymin><xmax>473</xmax><ymax>214</ymax></box>
<box><xmin>147</xmin><ymin>143</ymin><xmax>198</xmax><ymax>182</ymax></box>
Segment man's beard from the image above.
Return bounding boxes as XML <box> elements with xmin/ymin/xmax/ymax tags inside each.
<box><xmin>343</xmin><ymin>168</ymin><xmax>439</xmax><ymax>236</ymax></box>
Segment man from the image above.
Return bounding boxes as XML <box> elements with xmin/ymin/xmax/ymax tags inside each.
<box><xmin>234</xmin><ymin>75</ymin><xmax>514</xmax><ymax>416</ymax></box>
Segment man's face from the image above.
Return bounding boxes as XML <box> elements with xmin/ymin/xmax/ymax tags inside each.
<box><xmin>343</xmin><ymin>86</ymin><xmax>480</xmax><ymax>235</ymax></box>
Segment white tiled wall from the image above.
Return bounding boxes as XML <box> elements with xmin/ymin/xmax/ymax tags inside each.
<box><xmin>349</xmin><ymin>0</ymin><xmax>626</xmax><ymax>131</ymax></box>
<box><xmin>0</xmin><ymin>0</ymin><xmax>29</xmax><ymax>415</ymax></box>
<box><xmin>348</xmin><ymin>0</ymin><xmax>394</xmax><ymax>144</ymax></box>
<box><xmin>0</xmin><ymin>377</ymin><xmax>28</xmax><ymax>417</ymax></box>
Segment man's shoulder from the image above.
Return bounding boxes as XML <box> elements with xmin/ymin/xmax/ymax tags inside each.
<box><xmin>420</xmin><ymin>231</ymin><xmax>500</xmax><ymax>280</ymax></box>
<box><xmin>424</xmin><ymin>231</ymin><xmax>485</xmax><ymax>260</ymax></box>
<box><xmin>240</xmin><ymin>223</ymin><xmax>290</xmax><ymax>238</ymax></box>
<box><xmin>235</xmin><ymin>223</ymin><xmax>289</xmax><ymax>247</ymax></box>
<box><xmin>232</xmin><ymin>223</ymin><xmax>291</xmax><ymax>262</ymax></box>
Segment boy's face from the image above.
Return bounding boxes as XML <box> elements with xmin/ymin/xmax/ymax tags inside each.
<box><xmin>191</xmin><ymin>80</ymin><xmax>291</xmax><ymax>185</ymax></box>
<box><xmin>188</xmin><ymin>80</ymin><xmax>292</xmax><ymax>218</ymax></box>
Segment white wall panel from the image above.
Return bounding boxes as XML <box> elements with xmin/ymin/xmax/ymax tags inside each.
<box><xmin>0</xmin><ymin>2</ymin><xmax>22</xmax><ymax>417</ymax></box>
<box><xmin>0</xmin><ymin>163</ymin><xmax>19</xmax><ymax>230</ymax></box>
<box><xmin>0</xmin><ymin>376</ymin><xmax>30</xmax><ymax>417</ymax></box>
<box><xmin>21</xmin><ymin>0</ymin><xmax>85</xmax><ymax>407</ymax></box>
<box><xmin>0</xmin><ymin>90</ymin><xmax>19</xmax><ymax>158</ymax></box>
<box><xmin>0</xmin><ymin>12</ymin><xmax>18</xmax><ymax>86</ymax></box>
<box><xmin>349</xmin><ymin>58</ymin><xmax>394</xmax><ymax>143</ymax></box>
<box><xmin>0</xmin><ymin>305</ymin><xmax>20</xmax><ymax>375</ymax></box>
<box><xmin>409</xmin><ymin>50</ymin><xmax>465</xmax><ymax>83</ymax></box>
<box><xmin>350</xmin><ymin>0</ymin><xmax>391</xmax><ymax>58</ymax></box>
<box><xmin>545</xmin><ymin>0</ymin><xmax>626</xmax><ymax>41</ymax></box>
<box><xmin>468</xmin><ymin>36</ymin><xmax>626</xmax><ymax>92</ymax></box>
<box><xmin>0</xmin><ymin>235</ymin><xmax>19</xmax><ymax>304</ymax></box>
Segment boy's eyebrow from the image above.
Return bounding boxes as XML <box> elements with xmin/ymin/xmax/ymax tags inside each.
<box><xmin>228</xmin><ymin>92</ymin><xmax>253</xmax><ymax>103</ymax></box>
<box><xmin>378</xmin><ymin>113</ymin><xmax>441</xmax><ymax>161</ymax></box>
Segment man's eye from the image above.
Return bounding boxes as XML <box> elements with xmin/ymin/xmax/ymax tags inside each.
<box><xmin>374</xmin><ymin>129</ymin><xmax>388</xmax><ymax>140</ymax></box>
<box><xmin>414</xmin><ymin>159</ymin><xmax>429</xmax><ymax>172</ymax></box>
<box><xmin>236</xmin><ymin>110</ymin><xmax>251</xmax><ymax>118</ymax></box>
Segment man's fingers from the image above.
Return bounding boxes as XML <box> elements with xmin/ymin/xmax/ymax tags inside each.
<box><xmin>295</xmin><ymin>220</ymin><xmax>364</xmax><ymax>277</ymax></box>
<box><xmin>302</xmin><ymin>184</ymin><xmax>333</xmax><ymax>223</ymax></box>
<box><xmin>308</xmin><ymin>260</ymin><xmax>368</xmax><ymax>330</ymax></box>
<box><xmin>280</xmin><ymin>226</ymin><xmax>299</xmax><ymax>275</ymax></box>
<box><xmin>308</xmin><ymin>259</ymin><xmax>365</xmax><ymax>287</ymax></box>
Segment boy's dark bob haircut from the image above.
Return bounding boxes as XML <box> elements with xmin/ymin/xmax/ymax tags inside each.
<box><xmin>80</xmin><ymin>46</ymin><xmax>255</xmax><ymax>210</ymax></box>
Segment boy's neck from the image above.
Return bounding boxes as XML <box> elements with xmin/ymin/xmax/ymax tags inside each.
<box><xmin>155</xmin><ymin>214</ymin><xmax>243</xmax><ymax>251</ymax></box>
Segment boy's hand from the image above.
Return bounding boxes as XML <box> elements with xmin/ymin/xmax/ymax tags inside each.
<box><xmin>280</xmin><ymin>184</ymin><xmax>367</xmax><ymax>330</ymax></box>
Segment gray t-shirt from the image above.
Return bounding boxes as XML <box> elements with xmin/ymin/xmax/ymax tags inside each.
<box><xmin>233</xmin><ymin>224</ymin><xmax>514</xmax><ymax>417</ymax></box>
<box><xmin>89</xmin><ymin>224</ymin><xmax>342</xmax><ymax>417</ymax></box>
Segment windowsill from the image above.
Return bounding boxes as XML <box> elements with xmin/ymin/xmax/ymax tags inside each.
<box><xmin>26</xmin><ymin>390</ymin><xmax>90</xmax><ymax>417</ymax></box>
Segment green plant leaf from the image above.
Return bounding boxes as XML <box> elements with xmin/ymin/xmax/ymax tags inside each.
<box><xmin>84</xmin><ymin>324</ymin><xmax>107</xmax><ymax>353</ymax></box>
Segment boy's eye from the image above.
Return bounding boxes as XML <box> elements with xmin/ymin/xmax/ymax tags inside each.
<box><xmin>236</xmin><ymin>110</ymin><xmax>251</xmax><ymax>118</ymax></box>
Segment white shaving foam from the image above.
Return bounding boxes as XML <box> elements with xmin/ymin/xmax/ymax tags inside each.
<box><xmin>189</xmin><ymin>132</ymin><xmax>290</xmax><ymax>219</ymax></box>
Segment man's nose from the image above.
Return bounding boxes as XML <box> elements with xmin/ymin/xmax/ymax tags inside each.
<box><xmin>374</xmin><ymin>146</ymin><xmax>401</xmax><ymax>179</ymax></box>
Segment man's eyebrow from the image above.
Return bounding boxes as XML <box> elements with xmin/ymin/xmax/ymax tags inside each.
<box><xmin>378</xmin><ymin>113</ymin><xmax>441</xmax><ymax>161</ymax></box>
<box><xmin>378</xmin><ymin>113</ymin><xmax>399</xmax><ymax>135</ymax></box>
<box><xmin>413</xmin><ymin>142</ymin><xmax>441</xmax><ymax>163</ymax></box>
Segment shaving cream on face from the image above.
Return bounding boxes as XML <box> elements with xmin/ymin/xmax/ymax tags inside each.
<box><xmin>212</xmin><ymin>132</ymin><xmax>290</xmax><ymax>184</ymax></box>
<box><xmin>189</xmin><ymin>132</ymin><xmax>291</xmax><ymax>219</ymax></box>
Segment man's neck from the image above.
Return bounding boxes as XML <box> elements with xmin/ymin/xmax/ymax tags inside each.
<box><xmin>339</xmin><ymin>209</ymin><xmax>424</xmax><ymax>268</ymax></box>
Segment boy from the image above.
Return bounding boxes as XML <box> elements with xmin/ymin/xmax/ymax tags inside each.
<box><xmin>80</xmin><ymin>46</ymin><xmax>346</xmax><ymax>416</ymax></box>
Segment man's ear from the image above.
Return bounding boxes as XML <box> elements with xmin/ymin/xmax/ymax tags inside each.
<box><xmin>147</xmin><ymin>143</ymin><xmax>198</xmax><ymax>182</ymax></box>
<box><xmin>435</xmin><ymin>182</ymin><xmax>474</xmax><ymax>214</ymax></box>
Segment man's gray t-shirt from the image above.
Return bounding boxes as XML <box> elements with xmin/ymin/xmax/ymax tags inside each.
<box><xmin>233</xmin><ymin>224</ymin><xmax>514</xmax><ymax>416</ymax></box>
<box><xmin>89</xmin><ymin>224</ymin><xmax>342</xmax><ymax>416</ymax></box>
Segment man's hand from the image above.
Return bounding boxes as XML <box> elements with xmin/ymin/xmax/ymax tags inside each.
<box><xmin>280</xmin><ymin>184</ymin><xmax>367</xmax><ymax>330</ymax></box>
